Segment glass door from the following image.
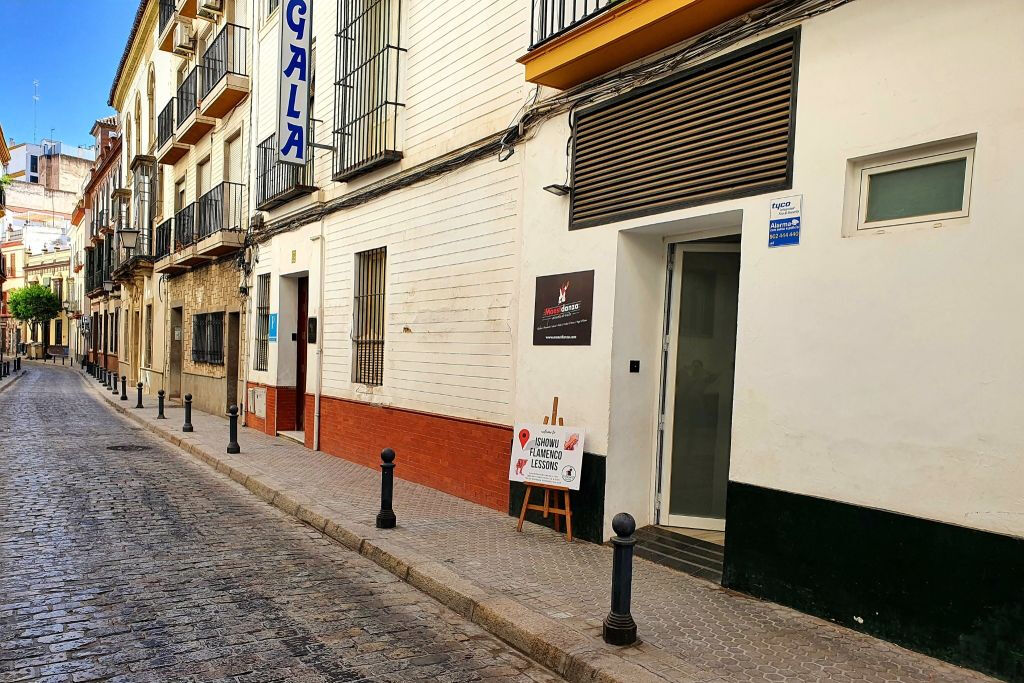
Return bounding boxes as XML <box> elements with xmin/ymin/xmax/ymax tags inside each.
<box><xmin>660</xmin><ymin>245</ymin><xmax>740</xmax><ymax>530</ymax></box>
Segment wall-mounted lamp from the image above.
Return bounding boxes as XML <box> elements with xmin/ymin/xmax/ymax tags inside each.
<box><xmin>102</xmin><ymin>280</ymin><xmax>114</xmax><ymax>294</ymax></box>
<box><xmin>119</xmin><ymin>228</ymin><xmax>139</xmax><ymax>253</ymax></box>
<box><xmin>543</xmin><ymin>184</ymin><xmax>572</xmax><ymax>197</ymax></box>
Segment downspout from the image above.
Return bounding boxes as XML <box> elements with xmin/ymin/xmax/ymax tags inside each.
<box><xmin>313</xmin><ymin>216</ymin><xmax>325</xmax><ymax>451</ymax></box>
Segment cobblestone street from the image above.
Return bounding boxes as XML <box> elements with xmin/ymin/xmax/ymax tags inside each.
<box><xmin>0</xmin><ymin>364</ymin><xmax>561</xmax><ymax>682</ymax></box>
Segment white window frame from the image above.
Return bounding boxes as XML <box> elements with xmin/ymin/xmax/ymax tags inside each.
<box><xmin>855</xmin><ymin>145</ymin><xmax>974</xmax><ymax>233</ymax></box>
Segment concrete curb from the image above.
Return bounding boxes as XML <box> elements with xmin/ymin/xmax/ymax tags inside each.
<box><xmin>0</xmin><ymin>368</ymin><xmax>25</xmax><ymax>397</ymax></box>
<box><xmin>78</xmin><ymin>369</ymin><xmax>676</xmax><ymax>683</ymax></box>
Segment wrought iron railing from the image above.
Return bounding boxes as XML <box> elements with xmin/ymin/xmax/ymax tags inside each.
<box><xmin>174</xmin><ymin>203</ymin><xmax>197</xmax><ymax>250</ymax></box>
<box><xmin>157</xmin><ymin>99</ymin><xmax>175</xmax><ymax>149</ymax></box>
<box><xmin>197</xmin><ymin>181</ymin><xmax>245</xmax><ymax>240</ymax></box>
<box><xmin>177</xmin><ymin>67</ymin><xmax>199</xmax><ymax>124</ymax></box>
<box><xmin>201</xmin><ymin>23</ymin><xmax>249</xmax><ymax>99</ymax></box>
<box><xmin>256</xmin><ymin>124</ymin><xmax>315</xmax><ymax>210</ymax></box>
<box><xmin>154</xmin><ymin>218</ymin><xmax>173</xmax><ymax>259</ymax></box>
<box><xmin>530</xmin><ymin>0</ymin><xmax>617</xmax><ymax>49</ymax></box>
<box><xmin>159</xmin><ymin>0</ymin><xmax>176</xmax><ymax>36</ymax></box>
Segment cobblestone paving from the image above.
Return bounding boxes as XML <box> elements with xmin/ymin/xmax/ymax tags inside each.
<box><xmin>0</xmin><ymin>364</ymin><xmax>562</xmax><ymax>682</ymax></box>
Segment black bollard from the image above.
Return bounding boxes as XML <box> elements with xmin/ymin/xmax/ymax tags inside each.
<box><xmin>376</xmin><ymin>448</ymin><xmax>397</xmax><ymax>529</ymax></box>
<box><xmin>157</xmin><ymin>390</ymin><xmax>166</xmax><ymax>419</ymax></box>
<box><xmin>602</xmin><ymin>512</ymin><xmax>638</xmax><ymax>646</ymax></box>
<box><xmin>120</xmin><ymin>376</ymin><xmax>128</xmax><ymax>401</ymax></box>
<box><xmin>135</xmin><ymin>382</ymin><xmax>144</xmax><ymax>409</ymax></box>
<box><xmin>182</xmin><ymin>393</ymin><xmax>193</xmax><ymax>433</ymax></box>
<box><xmin>111</xmin><ymin>372</ymin><xmax>119</xmax><ymax>394</ymax></box>
<box><xmin>15</xmin><ymin>357</ymin><xmax>20</xmax><ymax>372</ymax></box>
<box><xmin>226</xmin><ymin>404</ymin><xmax>240</xmax><ymax>454</ymax></box>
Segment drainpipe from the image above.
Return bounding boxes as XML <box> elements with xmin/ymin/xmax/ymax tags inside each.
<box><xmin>313</xmin><ymin>217</ymin><xmax>325</xmax><ymax>451</ymax></box>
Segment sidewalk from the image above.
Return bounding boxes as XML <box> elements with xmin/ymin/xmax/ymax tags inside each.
<box><xmin>71</xmin><ymin>363</ymin><xmax>992</xmax><ymax>683</ymax></box>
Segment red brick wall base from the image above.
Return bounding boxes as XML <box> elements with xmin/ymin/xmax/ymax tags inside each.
<box><xmin>317</xmin><ymin>395</ymin><xmax>511</xmax><ymax>512</ymax></box>
<box><xmin>244</xmin><ymin>382</ymin><xmax>297</xmax><ymax>436</ymax></box>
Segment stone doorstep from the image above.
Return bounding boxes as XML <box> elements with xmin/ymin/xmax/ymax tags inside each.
<box><xmin>76</xmin><ymin>367</ymin><xmax>683</xmax><ymax>683</ymax></box>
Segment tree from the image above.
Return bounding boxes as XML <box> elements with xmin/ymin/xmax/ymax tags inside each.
<box><xmin>8</xmin><ymin>284</ymin><xmax>61</xmax><ymax>329</ymax></box>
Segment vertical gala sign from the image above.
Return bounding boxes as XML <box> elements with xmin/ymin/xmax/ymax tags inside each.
<box><xmin>278</xmin><ymin>0</ymin><xmax>310</xmax><ymax>166</ymax></box>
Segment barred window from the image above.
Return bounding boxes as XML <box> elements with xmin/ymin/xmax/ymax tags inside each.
<box><xmin>352</xmin><ymin>247</ymin><xmax>386</xmax><ymax>385</ymax></box>
<box><xmin>254</xmin><ymin>274</ymin><xmax>270</xmax><ymax>371</ymax></box>
<box><xmin>333</xmin><ymin>0</ymin><xmax>404</xmax><ymax>181</ymax></box>
<box><xmin>145</xmin><ymin>304</ymin><xmax>153</xmax><ymax>367</ymax></box>
<box><xmin>192</xmin><ymin>312</ymin><xmax>225</xmax><ymax>365</ymax></box>
<box><xmin>269</xmin><ymin>0</ymin><xmax>280</xmax><ymax>14</ymax></box>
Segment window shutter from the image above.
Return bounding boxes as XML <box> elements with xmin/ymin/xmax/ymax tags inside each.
<box><xmin>571</xmin><ymin>31</ymin><xmax>799</xmax><ymax>229</ymax></box>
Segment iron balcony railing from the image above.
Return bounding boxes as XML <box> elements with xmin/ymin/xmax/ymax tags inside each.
<box><xmin>201</xmin><ymin>23</ymin><xmax>249</xmax><ymax>99</ymax></box>
<box><xmin>159</xmin><ymin>0</ymin><xmax>176</xmax><ymax>36</ymax></box>
<box><xmin>530</xmin><ymin>0</ymin><xmax>617</xmax><ymax>49</ymax></box>
<box><xmin>96</xmin><ymin>208</ymin><xmax>108</xmax><ymax>231</ymax></box>
<box><xmin>174</xmin><ymin>203</ymin><xmax>197</xmax><ymax>250</ymax></box>
<box><xmin>0</xmin><ymin>185</ymin><xmax>6</xmax><ymax>212</ymax></box>
<box><xmin>157</xmin><ymin>99</ymin><xmax>176</xmax><ymax>149</ymax></box>
<box><xmin>177</xmin><ymin>67</ymin><xmax>199</xmax><ymax>124</ymax></box>
<box><xmin>197</xmin><ymin>181</ymin><xmax>245</xmax><ymax>240</ymax></box>
<box><xmin>256</xmin><ymin>124</ymin><xmax>315</xmax><ymax>210</ymax></box>
<box><xmin>154</xmin><ymin>218</ymin><xmax>173</xmax><ymax>259</ymax></box>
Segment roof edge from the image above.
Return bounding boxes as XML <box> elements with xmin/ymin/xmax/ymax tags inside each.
<box><xmin>108</xmin><ymin>0</ymin><xmax>153</xmax><ymax>109</ymax></box>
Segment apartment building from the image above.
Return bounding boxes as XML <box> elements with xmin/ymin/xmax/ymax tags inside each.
<box><xmin>512</xmin><ymin>0</ymin><xmax>1023</xmax><ymax>677</ymax></box>
<box><xmin>241</xmin><ymin>0</ymin><xmax>527</xmax><ymax>511</ymax></box>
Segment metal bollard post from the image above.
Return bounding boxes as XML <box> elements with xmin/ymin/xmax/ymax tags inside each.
<box><xmin>111</xmin><ymin>372</ymin><xmax>119</xmax><ymax>394</ymax></box>
<box><xmin>157</xmin><ymin>390</ymin><xmax>167</xmax><ymax>419</ymax></box>
<box><xmin>602</xmin><ymin>513</ymin><xmax>638</xmax><ymax>646</ymax></box>
<box><xmin>135</xmin><ymin>382</ymin><xmax>144</xmax><ymax>409</ymax></box>
<box><xmin>376</xmin><ymin>448</ymin><xmax>397</xmax><ymax>529</ymax></box>
<box><xmin>226</xmin><ymin>404</ymin><xmax>240</xmax><ymax>454</ymax></box>
<box><xmin>98</xmin><ymin>367</ymin><xmax>103</xmax><ymax>383</ymax></box>
<box><xmin>120</xmin><ymin>376</ymin><xmax>128</xmax><ymax>401</ymax></box>
<box><xmin>182</xmin><ymin>393</ymin><xmax>193</xmax><ymax>433</ymax></box>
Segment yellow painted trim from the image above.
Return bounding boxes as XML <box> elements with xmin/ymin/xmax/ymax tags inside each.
<box><xmin>112</xmin><ymin>1</ymin><xmax>158</xmax><ymax>111</ymax></box>
<box><xmin>519</xmin><ymin>0</ymin><xmax>773</xmax><ymax>89</ymax></box>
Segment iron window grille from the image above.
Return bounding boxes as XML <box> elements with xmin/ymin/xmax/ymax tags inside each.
<box><xmin>333</xmin><ymin>0</ymin><xmax>405</xmax><ymax>182</ymax></box>
<box><xmin>177</xmin><ymin>67</ymin><xmax>199</xmax><ymax>125</ymax></box>
<box><xmin>159</xmin><ymin>0</ymin><xmax>175</xmax><ymax>36</ymax></box>
<box><xmin>529</xmin><ymin>0</ymin><xmax>616</xmax><ymax>49</ymax></box>
<box><xmin>145</xmin><ymin>304</ymin><xmax>153</xmax><ymax>367</ymax></box>
<box><xmin>132</xmin><ymin>157</ymin><xmax>157</xmax><ymax>257</ymax></box>
<box><xmin>192</xmin><ymin>312</ymin><xmax>225</xmax><ymax>365</ymax></box>
<box><xmin>198</xmin><ymin>181</ymin><xmax>245</xmax><ymax>239</ymax></box>
<box><xmin>174</xmin><ymin>203</ymin><xmax>197</xmax><ymax>250</ymax></box>
<box><xmin>255</xmin><ymin>127</ymin><xmax>316</xmax><ymax>210</ymax></box>
<box><xmin>201</xmin><ymin>24</ymin><xmax>249</xmax><ymax>99</ymax></box>
<box><xmin>268</xmin><ymin>0</ymin><xmax>280</xmax><ymax>14</ymax></box>
<box><xmin>254</xmin><ymin>273</ymin><xmax>270</xmax><ymax>371</ymax></box>
<box><xmin>352</xmin><ymin>246</ymin><xmax>386</xmax><ymax>386</ymax></box>
<box><xmin>157</xmin><ymin>99</ymin><xmax>175</xmax><ymax>150</ymax></box>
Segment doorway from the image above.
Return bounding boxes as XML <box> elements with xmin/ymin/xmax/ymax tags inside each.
<box><xmin>169</xmin><ymin>307</ymin><xmax>183</xmax><ymax>398</ymax></box>
<box><xmin>226</xmin><ymin>312</ymin><xmax>240</xmax><ymax>410</ymax></box>
<box><xmin>295</xmin><ymin>277</ymin><xmax>309</xmax><ymax>430</ymax></box>
<box><xmin>659</xmin><ymin>240</ymin><xmax>740</xmax><ymax>531</ymax></box>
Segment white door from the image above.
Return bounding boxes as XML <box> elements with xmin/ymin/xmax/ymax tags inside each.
<box><xmin>659</xmin><ymin>243</ymin><xmax>740</xmax><ymax>530</ymax></box>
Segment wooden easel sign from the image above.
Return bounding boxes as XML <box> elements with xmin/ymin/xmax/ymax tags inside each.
<box><xmin>511</xmin><ymin>397</ymin><xmax>585</xmax><ymax>542</ymax></box>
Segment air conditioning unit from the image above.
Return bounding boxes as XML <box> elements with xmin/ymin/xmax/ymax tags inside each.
<box><xmin>173</xmin><ymin>22</ymin><xmax>195</xmax><ymax>55</ymax></box>
<box><xmin>197</xmin><ymin>0</ymin><xmax>222</xmax><ymax>20</ymax></box>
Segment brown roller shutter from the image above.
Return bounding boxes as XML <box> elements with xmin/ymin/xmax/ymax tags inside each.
<box><xmin>570</xmin><ymin>29</ymin><xmax>800</xmax><ymax>229</ymax></box>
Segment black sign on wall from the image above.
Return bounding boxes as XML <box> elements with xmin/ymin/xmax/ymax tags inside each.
<box><xmin>533</xmin><ymin>270</ymin><xmax>594</xmax><ymax>346</ymax></box>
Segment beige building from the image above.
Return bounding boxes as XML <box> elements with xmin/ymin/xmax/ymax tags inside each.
<box><xmin>108</xmin><ymin>0</ymin><xmax>251</xmax><ymax>414</ymax></box>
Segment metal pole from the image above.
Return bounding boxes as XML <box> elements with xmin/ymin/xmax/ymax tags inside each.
<box><xmin>376</xmin><ymin>448</ymin><xmax>397</xmax><ymax>529</ymax></box>
<box><xmin>226</xmin><ymin>404</ymin><xmax>240</xmax><ymax>454</ymax></box>
<box><xmin>602</xmin><ymin>512</ymin><xmax>638</xmax><ymax>646</ymax></box>
<box><xmin>111</xmin><ymin>371</ymin><xmax>119</xmax><ymax>394</ymax></box>
<box><xmin>120</xmin><ymin>375</ymin><xmax>127</xmax><ymax>401</ymax></box>
<box><xmin>157</xmin><ymin>390</ymin><xmax>166</xmax><ymax>419</ymax></box>
<box><xmin>182</xmin><ymin>393</ymin><xmax>193</xmax><ymax>432</ymax></box>
<box><xmin>135</xmin><ymin>382</ymin><xmax>144</xmax><ymax>409</ymax></box>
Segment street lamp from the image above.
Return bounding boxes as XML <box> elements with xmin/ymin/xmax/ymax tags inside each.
<box><xmin>119</xmin><ymin>227</ymin><xmax>139</xmax><ymax>254</ymax></box>
<box><xmin>103</xmin><ymin>280</ymin><xmax>114</xmax><ymax>294</ymax></box>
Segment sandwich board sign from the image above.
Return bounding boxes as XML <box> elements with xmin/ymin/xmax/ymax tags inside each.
<box><xmin>509</xmin><ymin>423</ymin><xmax>585</xmax><ymax>490</ymax></box>
<box><xmin>278</xmin><ymin>0</ymin><xmax>311</xmax><ymax>166</ymax></box>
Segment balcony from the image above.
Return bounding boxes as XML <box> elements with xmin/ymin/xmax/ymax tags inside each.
<box><xmin>196</xmin><ymin>182</ymin><xmax>245</xmax><ymax>257</ymax></box>
<box><xmin>158</xmin><ymin>0</ymin><xmax>180</xmax><ymax>53</ymax></box>
<box><xmin>200</xmin><ymin>24</ymin><xmax>250</xmax><ymax>118</ymax></box>
<box><xmin>176</xmin><ymin>67</ymin><xmax>215</xmax><ymax>144</ymax></box>
<box><xmin>176</xmin><ymin>0</ymin><xmax>198</xmax><ymax>18</ymax></box>
<box><xmin>153</xmin><ymin>217</ymin><xmax>188</xmax><ymax>275</ymax></box>
<box><xmin>156</xmin><ymin>99</ymin><xmax>188</xmax><ymax>165</ymax></box>
<box><xmin>256</xmin><ymin>132</ymin><xmax>316</xmax><ymax>211</ymax></box>
<box><xmin>173</xmin><ymin>203</ymin><xmax>211</xmax><ymax>268</ymax></box>
<box><xmin>519</xmin><ymin>0</ymin><xmax>773</xmax><ymax>89</ymax></box>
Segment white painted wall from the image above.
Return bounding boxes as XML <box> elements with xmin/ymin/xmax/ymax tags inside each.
<box><xmin>518</xmin><ymin>0</ymin><xmax>1024</xmax><ymax>539</ymax></box>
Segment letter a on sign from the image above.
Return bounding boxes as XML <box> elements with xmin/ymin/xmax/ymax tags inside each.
<box><xmin>278</xmin><ymin>0</ymin><xmax>310</xmax><ymax>166</ymax></box>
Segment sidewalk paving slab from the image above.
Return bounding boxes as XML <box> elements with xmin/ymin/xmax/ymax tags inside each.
<box><xmin>63</xmin><ymin>361</ymin><xmax>995</xmax><ymax>683</ymax></box>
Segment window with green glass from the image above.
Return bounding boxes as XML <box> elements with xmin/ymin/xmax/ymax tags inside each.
<box><xmin>865</xmin><ymin>157</ymin><xmax>967</xmax><ymax>223</ymax></box>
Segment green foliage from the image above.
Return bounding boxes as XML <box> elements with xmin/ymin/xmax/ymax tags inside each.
<box><xmin>8</xmin><ymin>284</ymin><xmax>61</xmax><ymax>325</ymax></box>
<box><xmin>0</xmin><ymin>174</ymin><xmax>12</xmax><ymax>188</ymax></box>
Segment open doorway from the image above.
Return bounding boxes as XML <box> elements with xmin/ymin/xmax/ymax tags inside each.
<box><xmin>226</xmin><ymin>312</ymin><xmax>240</xmax><ymax>410</ymax></box>
<box><xmin>296</xmin><ymin>276</ymin><xmax>309</xmax><ymax>431</ymax></box>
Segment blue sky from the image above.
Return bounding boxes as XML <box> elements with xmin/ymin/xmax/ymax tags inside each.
<box><xmin>1</xmin><ymin>0</ymin><xmax>139</xmax><ymax>149</ymax></box>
